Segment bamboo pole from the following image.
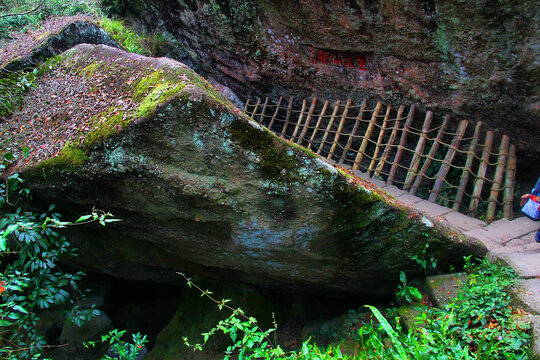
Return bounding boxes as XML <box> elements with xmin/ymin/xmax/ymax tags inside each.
<box><xmin>317</xmin><ymin>100</ymin><xmax>341</xmax><ymax>155</ymax></box>
<box><xmin>328</xmin><ymin>99</ymin><xmax>352</xmax><ymax>160</ymax></box>
<box><xmin>268</xmin><ymin>96</ymin><xmax>282</xmax><ymax>131</ymax></box>
<box><xmin>250</xmin><ymin>98</ymin><xmax>261</xmax><ymax>121</ymax></box>
<box><xmin>339</xmin><ymin>99</ymin><xmax>367</xmax><ymax>164</ymax></box>
<box><xmin>403</xmin><ymin>111</ymin><xmax>434</xmax><ymax>190</ymax></box>
<box><xmin>280</xmin><ymin>96</ymin><xmax>294</xmax><ymax>137</ymax></box>
<box><xmin>368</xmin><ymin>105</ymin><xmax>391</xmax><ymax>175</ymax></box>
<box><xmin>428</xmin><ymin>119</ymin><xmax>469</xmax><ymax>202</ymax></box>
<box><xmin>353</xmin><ymin>101</ymin><xmax>383</xmax><ymax>170</ymax></box>
<box><xmin>258</xmin><ymin>97</ymin><xmax>269</xmax><ymax>124</ymax></box>
<box><xmin>453</xmin><ymin>122</ymin><xmax>483</xmax><ymax>212</ymax></box>
<box><xmin>308</xmin><ymin>100</ymin><xmax>329</xmax><ymax>151</ymax></box>
<box><xmin>469</xmin><ymin>130</ymin><xmax>494</xmax><ymax>215</ymax></box>
<box><xmin>298</xmin><ymin>97</ymin><xmax>318</xmax><ymax>145</ymax></box>
<box><xmin>374</xmin><ymin>104</ymin><xmax>405</xmax><ymax>178</ymax></box>
<box><xmin>409</xmin><ymin>114</ymin><xmax>450</xmax><ymax>196</ymax></box>
<box><xmin>291</xmin><ymin>99</ymin><xmax>307</xmax><ymax>141</ymax></box>
<box><xmin>387</xmin><ymin>104</ymin><xmax>416</xmax><ymax>185</ymax></box>
<box><xmin>243</xmin><ymin>98</ymin><xmax>251</xmax><ymax>114</ymax></box>
<box><xmin>486</xmin><ymin>135</ymin><xmax>510</xmax><ymax>220</ymax></box>
<box><xmin>503</xmin><ymin>144</ymin><xmax>516</xmax><ymax>219</ymax></box>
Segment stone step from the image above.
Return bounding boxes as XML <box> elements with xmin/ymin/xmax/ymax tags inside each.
<box><xmin>491</xmin><ymin>249</ymin><xmax>540</xmax><ymax>279</ymax></box>
<box><xmin>442</xmin><ymin>211</ymin><xmax>486</xmax><ymax>232</ymax></box>
<box><xmin>514</xmin><ymin>279</ymin><xmax>540</xmax><ymax>315</ymax></box>
<box><xmin>425</xmin><ymin>273</ymin><xmax>468</xmax><ymax>307</ymax></box>
<box><xmin>482</xmin><ymin>217</ymin><xmax>539</xmax><ymax>243</ymax></box>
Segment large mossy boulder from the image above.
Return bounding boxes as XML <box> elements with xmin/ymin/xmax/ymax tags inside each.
<box><xmin>6</xmin><ymin>44</ymin><xmax>483</xmax><ymax>296</ymax></box>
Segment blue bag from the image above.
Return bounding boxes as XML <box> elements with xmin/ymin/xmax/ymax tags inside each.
<box><xmin>522</xmin><ymin>189</ymin><xmax>540</xmax><ymax>220</ymax></box>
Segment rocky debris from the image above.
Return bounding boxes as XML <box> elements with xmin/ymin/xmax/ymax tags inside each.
<box><xmin>11</xmin><ymin>44</ymin><xmax>484</xmax><ymax>297</ymax></box>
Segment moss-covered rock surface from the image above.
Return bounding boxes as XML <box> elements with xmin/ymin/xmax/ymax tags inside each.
<box><xmin>7</xmin><ymin>44</ymin><xmax>483</xmax><ymax>295</ymax></box>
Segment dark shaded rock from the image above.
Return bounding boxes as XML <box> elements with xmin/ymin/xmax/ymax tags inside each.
<box><xmin>0</xmin><ymin>20</ymin><xmax>120</xmax><ymax>73</ymax></box>
<box><xmin>18</xmin><ymin>44</ymin><xmax>484</xmax><ymax>297</ymax></box>
<box><xmin>147</xmin><ymin>278</ymin><xmax>277</xmax><ymax>360</ymax></box>
<box><xmin>59</xmin><ymin>312</ymin><xmax>113</xmax><ymax>350</ymax></box>
<box><xmin>114</xmin><ymin>0</ymin><xmax>540</xmax><ymax>172</ymax></box>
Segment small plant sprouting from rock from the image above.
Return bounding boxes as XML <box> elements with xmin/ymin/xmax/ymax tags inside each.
<box><xmin>395</xmin><ymin>271</ymin><xmax>423</xmax><ymax>305</ymax></box>
<box><xmin>84</xmin><ymin>329</ymin><xmax>148</xmax><ymax>360</ymax></box>
<box><xmin>412</xmin><ymin>242</ymin><xmax>438</xmax><ymax>275</ymax></box>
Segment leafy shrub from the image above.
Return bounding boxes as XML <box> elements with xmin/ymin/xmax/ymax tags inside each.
<box><xmin>395</xmin><ymin>271</ymin><xmax>423</xmax><ymax>305</ymax></box>
<box><xmin>0</xmin><ymin>151</ymin><xmax>118</xmax><ymax>359</ymax></box>
<box><xmin>84</xmin><ymin>329</ymin><xmax>148</xmax><ymax>360</ymax></box>
<box><xmin>180</xmin><ymin>256</ymin><xmax>531</xmax><ymax>360</ymax></box>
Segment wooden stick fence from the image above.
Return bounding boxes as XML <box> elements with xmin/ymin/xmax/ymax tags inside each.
<box><xmin>244</xmin><ymin>97</ymin><xmax>516</xmax><ymax>220</ymax></box>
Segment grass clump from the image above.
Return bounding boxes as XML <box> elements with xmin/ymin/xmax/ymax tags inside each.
<box><xmin>180</xmin><ymin>256</ymin><xmax>531</xmax><ymax>359</ymax></box>
<box><xmin>98</xmin><ymin>17</ymin><xmax>147</xmax><ymax>55</ymax></box>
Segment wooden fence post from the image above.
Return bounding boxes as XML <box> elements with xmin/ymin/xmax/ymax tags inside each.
<box><xmin>409</xmin><ymin>114</ymin><xmax>450</xmax><ymax>196</ymax></box>
<box><xmin>280</xmin><ymin>96</ymin><xmax>294</xmax><ymax>137</ymax></box>
<box><xmin>428</xmin><ymin>119</ymin><xmax>468</xmax><ymax>202</ymax></box>
<box><xmin>387</xmin><ymin>104</ymin><xmax>415</xmax><ymax>185</ymax></box>
<box><xmin>374</xmin><ymin>105</ymin><xmax>405</xmax><ymax>178</ymax></box>
<box><xmin>353</xmin><ymin>101</ymin><xmax>382</xmax><ymax>170</ymax></box>
<box><xmin>298</xmin><ymin>97</ymin><xmax>318</xmax><ymax>145</ymax></box>
<box><xmin>317</xmin><ymin>100</ymin><xmax>341</xmax><ymax>155</ymax></box>
<box><xmin>503</xmin><ymin>144</ymin><xmax>516</xmax><ymax>219</ymax></box>
<box><xmin>308</xmin><ymin>100</ymin><xmax>329</xmax><ymax>150</ymax></box>
<box><xmin>328</xmin><ymin>99</ymin><xmax>352</xmax><ymax>160</ymax></box>
<box><xmin>368</xmin><ymin>105</ymin><xmax>391</xmax><ymax>175</ymax></box>
<box><xmin>486</xmin><ymin>135</ymin><xmax>510</xmax><ymax>220</ymax></box>
<box><xmin>258</xmin><ymin>97</ymin><xmax>269</xmax><ymax>124</ymax></box>
<box><xmin>340</xmin><ymin>99</ymin><xmax>367</xmax><ymax>164</ymax></box>
<box><xmin>453</xmin><ymin>122</ymin><xmax>483</xmax><ymax>212</ymax></box>
<box><xmin>403</xmin><ymin>111</ymin><xmax>433</xmax><ymax>190</ymax></box>
<box><xmin>250</xmin><ymin>98</ymin><xmax>261</xmax><ymax>121</ymax></box>
<box><xmin>469</xmin><ymin>130</ymin><xmax>494</xmax><ymax>215</ymax></box>
<box><xmin>291</xmin><ymin>99</ymin><xmax>307</xmax><ymax>141</ymax></box>
<box><xmin>268</xmin><ymin>96</ymin><xmax>282</xmax><ymax>131</ymax></box>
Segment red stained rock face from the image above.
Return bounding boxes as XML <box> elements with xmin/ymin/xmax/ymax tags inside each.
<box><xmin>118</xmin><ymin>0</ymin><xmax>539</xmax><ymax>174</ymax></box>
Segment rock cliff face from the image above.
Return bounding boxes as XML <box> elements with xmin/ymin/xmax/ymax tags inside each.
<box><xmin>115</xmin><ymin>0</ymin><xmax>540</xmax><ymax>171</ymax></box>
<box><xmin>11</xmin><ymin>44</ymin><xmax>482</xmax><ymax>296</ymax></box>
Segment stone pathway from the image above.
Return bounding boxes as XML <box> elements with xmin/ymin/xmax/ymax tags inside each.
<box><xmin>342</xmin><ymin>165</ymin><xmax>540</xmax><ymax>356</ymax></box>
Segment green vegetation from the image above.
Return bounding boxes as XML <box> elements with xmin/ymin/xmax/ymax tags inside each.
<box><xmin>180</xmin><ymin>257</ymin><xmax>531</xmax><ymax>359</ymax></box>
<box><xmin>0</xmin><ymin>0</ymin><xmax>96</xmax><ymax>40</ymax></box>
<box><xmin>84</xmin><ymin>329</ymin><xmax>148</xmax><ymax>360</ymax></box>
<box><xmin>0</xmin><ymin>151</ymin><xmax>118</xmax><ymax>359</ymax></box>
<box><xmin>98</xmin><ymin>17</ymin><xmax>146</xmax><ymax>55</ymax></box>
<box><xmin>0</xmin><ymin>0</ymin><xmax>166</xmax><ymax>58</ymax></box>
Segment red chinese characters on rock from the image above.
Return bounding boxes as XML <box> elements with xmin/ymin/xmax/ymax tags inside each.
<box><xmin>309</xmin><ymin>47</ymin><xmax>367</xmax><ymax>71</ymax></box>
